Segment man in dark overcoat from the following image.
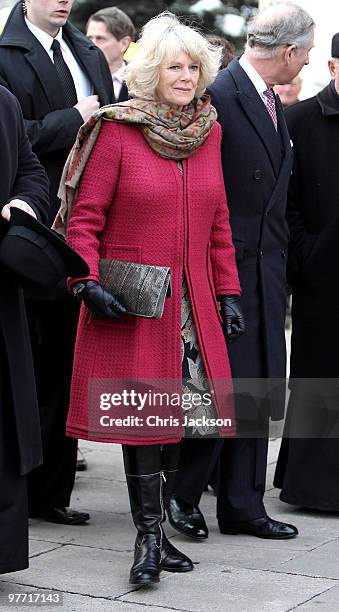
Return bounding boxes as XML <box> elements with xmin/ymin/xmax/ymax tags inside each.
<box><xmin>274</xmin><ymin>34</ymin><xmax>339</xmax><ymax>511</ymax></box>
<box><xmin>0</xmin><ymin>85</ymin><xmax>49</xmax><ymax>573</ymax></box>
<box><xmin>0</xmin><ymin>0</ymin><xmax>114</xmax><ymax>525</ymax></box>
<box><xmin>168</xmin><ymin>2</ymin><xmax>314</xmax><ymax>540</ymax></box>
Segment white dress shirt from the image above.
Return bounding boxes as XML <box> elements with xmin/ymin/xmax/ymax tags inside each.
<box><xmin>112</xmin><ymin>63</ymin><xmax>127</xmax><ymax>101</ymax></box>
<box><xmin>25</xmin><ymin>18</ymin><xmax>92</xmax><ymax>101</ymax></box>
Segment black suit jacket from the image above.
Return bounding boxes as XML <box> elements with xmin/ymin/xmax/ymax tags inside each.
<box><xmin>0</xmin><ymin>2</ymin><xmax>114</xmax><ymax>224</ymax></box>
<box><xmin>208</xmin><ymin>58</ymin><xmax>293</xmax><ymax>418</ymax></box>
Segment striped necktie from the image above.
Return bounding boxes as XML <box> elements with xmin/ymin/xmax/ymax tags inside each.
<box><xmin>51</xmin><ymin>39</ymin><xmax>78</xmax><ymax>107</ymax></box>
<box><xmin>263</xmin><ymin>88</ymin><xmax>277</xmax><ymax>130</ymax></box>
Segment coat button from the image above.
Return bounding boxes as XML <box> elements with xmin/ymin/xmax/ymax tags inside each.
<box><xmin>281</xmin><ymin>250</ymin><xmax>286</xmax><ymax>258</ymax></box>
<box><xmin>254</xmin><ymin>170</ymin><xmax>262</xmax><ymax>180</ymax></box>
<box><xmin>259</xmin><ymin>249</ymin><xmax>264</xmax><ymax>258</ymax></box>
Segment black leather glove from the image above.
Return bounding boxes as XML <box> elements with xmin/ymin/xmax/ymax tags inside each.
<box><xmin>218</xmin><ymin>294</ymin><xmax>245</xmax><ymax>343</ymax></box>
<box><xmin>73</xmin><ymin>280</ymin><xmax>126</xmax><ymax>320</ymax></box>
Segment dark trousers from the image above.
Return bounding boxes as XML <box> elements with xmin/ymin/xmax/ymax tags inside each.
<box><xmin>122</xmin><ymin>443</ymin><xmax>181</xmax><ymax>477</ymax></box>
<box><xmin>0</xmin><ymin>351</ymin><xmax>28</xmax><ymax>574</ymax></box>
<box><xmin>217</xmin><ymin>436</ymin><xmax>268</xmax><ymax>522</ymax></box>
<box><xmin>174</xmin><ymin>438</ymin><xmax>220</xmax><ymax>506</ymax></box>
<box><xmin>174</xmin><ymin>434</ymin><xmax>268</xmax><ymax>523</ymax></box>
<box><xmin>26</xmin><ymin>300</ymin><xmax>78</xmax><ymax>512</ymax></box>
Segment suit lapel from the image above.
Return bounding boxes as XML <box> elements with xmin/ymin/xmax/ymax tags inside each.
<box><xmin>275</xmin><ymin>94</ymin><xmax>290</xmax><ymax>157</ymax></box>
<box><xmin>228</xmin><ymin>60</ymin><xmax>282</xmax><ymax>176</ymax></box>
<box><xmin>264</xmin><ymin>98</ymin><xmax>293</xmax><ymax>215</ymax></box>
<box><xmin>25</xmin><ymin>41</ymin><xmax>66</xmax><ymax>109</ymax></box>
<box><xmin>63</xmin><ymin>24</ymin><xmax>112</xmax><ymax>105</ymax></box>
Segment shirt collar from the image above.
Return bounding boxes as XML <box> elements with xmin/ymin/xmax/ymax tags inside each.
<box><xmin>239</xmin><ymin>54</ymin><xmax>268</xmax><ymax>98</ymax></box>
<box><xmin>24</xmin><ymin>17</ymin><xmax>63</xmax><ymax>54</ymax></box>
<box><xmin>113</xmin><ymin>62</ymin><xmax>127</xmax><ymax>83</ymax></box>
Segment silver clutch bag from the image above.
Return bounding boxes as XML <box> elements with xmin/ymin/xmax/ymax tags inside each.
<box><xmin>99</xmin><ymin>259</ymin><xmax>171</xmax><ymax>319</ymax></box>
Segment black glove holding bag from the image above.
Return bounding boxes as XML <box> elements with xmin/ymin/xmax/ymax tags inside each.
<box><xmin>218</xmin><ymin>294</ymin><xmax>245</xmax><ymax>343</ymax></box>
<box><xmin>73</xmin><ymin>280</ymin><xmax>126</xmax><ymax>320</ymax></box>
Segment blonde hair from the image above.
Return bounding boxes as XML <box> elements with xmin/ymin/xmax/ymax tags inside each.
<box><xmin>125</xmin><ymin>12</ymin><xmax>222</xmax><ymax>99</ymax></box>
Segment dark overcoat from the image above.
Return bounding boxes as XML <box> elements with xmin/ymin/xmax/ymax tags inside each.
<box><xmin>0</xmin><ymin>1</ymin><xmax>114</xmax><ymax>225</ymax></box>
<box><xmin>284</xmin><ymin>82</ymin><xmax>339</xmax><ymax>378</ymax></box>
<box><xmin>0</xmin><ymin>86</ymin><xmax>49</xmax><ymax>474</ymax></box>
<box><xmin>274</xmin><ymin>82</ymin><xmax>339</xmax><ymax>510</ymax></box>
<box><xmin>208</xmin><ymin>59</ymin><xmax>293</xmax><ymax>419</ymax></box>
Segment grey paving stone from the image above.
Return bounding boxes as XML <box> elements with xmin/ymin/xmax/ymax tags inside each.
<box><xmin>0</xmin><ymin>545</ymin><xmax>170</xmax><ymax>599</ymax></box>
<box><xmin>29</xmin><ymin>511</ymin><xmax>134</xmax><ymax>551</ymax></box>
<box><xmin>117</xmin><ymin>565</ymin><xmax>334</xmax><ymax>612</ymax></box>
<box><xmin>277</xmin><ymin>540</ymin><xmax>339</xmax><ymax>579</ymax></box>
<box><xmin>5</xmin><ymin>415</ymin><xmax>337</xmax><ymax>612</ymax></box>
<box><xmin>76</xmin><ymin>443</ymin><xmax>125</xmax><ymax>482</ymax></box>
<box><xmin>266</xmin><ymin>460</ymin><xmax>278</xmax><ymax>489</ymax></box>
<box><xmin>267</xmin><ymin>438</ymin><xmax>282</xmax><ymax>465</ymax></box>
<box><xmin>29</xmin><ymin>540</ymin><xmax>64</xmax><ymax>558</ymax></box>
<box><xmin>296</xmin><ymin>584</ymin><xmax>339</xmax><ymax>610</ymax></box>
<box><xmin>70</xmin><ymin>476</ymin><xmax>129</xmax><ymax>513</ymax></box>
<box><xmin>267</xmin><ymin>498</ymin><xmax>339</xmax><ymax>522</ymax></box>
<box><xmin>0</xmin><ymin>581</ymin><xmax>170</xmax><ymax>612</ymax></box>
<box><xmin>264</xmin><ymin>486</ymin><xmax>281</xmax><ymax>499</ymax></box>
<box><xmin>166</xmin><ymin>533</ymin><xmax>307</xmax><ymax>570</ymax></box>
<box><xmin>263</xmin><ymin>499</ymin><xmax>339</xmax><ymax>548</ymax></box>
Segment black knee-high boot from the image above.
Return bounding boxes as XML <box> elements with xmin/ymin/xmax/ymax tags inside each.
<box><xmin>123</xmin><ymin>445</ymin><xmax>163</xmax><ymax>585</ymax></box>
<box><xmin>123</xmin><ymin>444</ymin><xmax>193</xmax><ymax>584</ymax></box>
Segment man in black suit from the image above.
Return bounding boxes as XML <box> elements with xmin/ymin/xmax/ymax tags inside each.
<box><xmin>0</xmin><ymin>86</ymin><xmax>49</xmax><ymax>573</ymax></box>
<box><xmin>86</xmin><ymin>6</ymin><xmax>135</xmax><ymax>103</ymax></box>
<box><xmin>0</xmin><ymin>0</ymin><xmax>114</xmax><ymax>525</ymax></box>
<box><xmin>168</xmin><ymin>2</ymin><xmax>314</xmax><ymax>540</ymax></box>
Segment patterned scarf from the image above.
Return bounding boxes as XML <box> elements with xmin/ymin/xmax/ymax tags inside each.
<box><xmin>54</xmin><ymin>95</ymin><xmax>217</xmax><ymax>236</ymax></box>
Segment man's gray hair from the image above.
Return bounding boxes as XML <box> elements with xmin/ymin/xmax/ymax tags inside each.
<box><xmin>246</xmin><ymin>2</ymin><xmax>315</xmax><ymax>59</ymax></box>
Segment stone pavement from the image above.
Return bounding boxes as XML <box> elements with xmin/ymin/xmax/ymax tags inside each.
<box><xmin>0</xmin><ymin>437</ymin><xmax>339</xmax><ymax>612</ymax></box>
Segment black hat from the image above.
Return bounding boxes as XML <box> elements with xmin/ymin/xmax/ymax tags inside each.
<box><xmin>0</xmin><ymin>207</ymin><xmax>89</xmax><ymax>288</ymax></box>
<box><xmin>331</xmin><ymin>33</ymin><xmax>339</xmax><ymax>58</ymax></box>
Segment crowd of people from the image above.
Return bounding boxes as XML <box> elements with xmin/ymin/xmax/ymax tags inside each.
<box><xmin>0</xmin><ymin>0</ymin><xmax>338</xmax><ymax>590</ymax></box>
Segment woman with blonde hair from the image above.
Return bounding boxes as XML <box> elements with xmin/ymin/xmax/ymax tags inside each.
<box><xmin>56</xmin><ymin>12</ymin><xmax>244</xmax><ymax>586</ymax></box>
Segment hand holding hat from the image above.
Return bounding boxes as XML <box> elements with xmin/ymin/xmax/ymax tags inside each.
<box><xmin>0</xmin><ymin>206</ymin><xmax>89</xmax><ymax>289</ymax></box>
<box><xmin>1</xmin><ymin>199</ymin><xmax>37</xmax><ymax>221</ymax></box>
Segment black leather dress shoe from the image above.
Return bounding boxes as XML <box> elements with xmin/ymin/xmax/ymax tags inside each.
<box><xmin>167</xmin><ymin>496</ymin><xmax>208</xmax><ymax>540</ymax></box>
<box><xmin>161</xmin><ymin>533</ymin><xmax>194</xmax><ymax>572</ymax></box>
<box><xmin>31</xmin><ymin>506</ymin><xmax>90</xmax><ymax>525</ymax></box>
<box><xmin>219</xmin><ymin>516</ymin><xmax>298</xmax><ymax>539</ymax></box>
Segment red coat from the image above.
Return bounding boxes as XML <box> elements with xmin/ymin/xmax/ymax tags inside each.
<box><xmin>66</xmin><ymin>120</ymin><xmax>240</xmax><ymax>444</ymax></box>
